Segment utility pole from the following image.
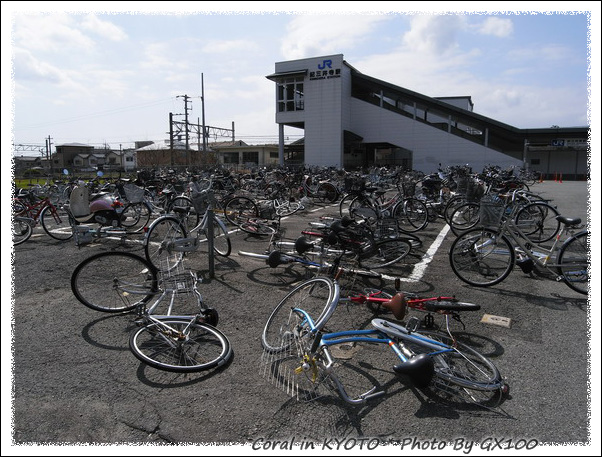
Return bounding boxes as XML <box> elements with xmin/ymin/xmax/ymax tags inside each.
<box><xmin>45</xmin><ymin>135</ymin><xmax>53</xmax><ymax>177</ymax></box>
<box><xmin>177</xmin><ymin>94</ymin><xmax>192</xmax><ymax>165</ymax></box>
<box><xmin>201</xmin><ymin>74</ymin><xmax>207</xmax><ymax>154</ymax></box>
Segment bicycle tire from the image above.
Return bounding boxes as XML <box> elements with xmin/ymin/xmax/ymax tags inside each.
<box><xmin>394</xmin><ymin>198</ymin><xmax>429</xmax><ymax>233</ymax></box>
<box><xmin>13</xmin><ymin>217</ymin><xmax>33</xmax><ymax>245</ymax></box>
<box><xmin>239</xmin><ymin>219</ymin><xmax>278</xmax><ymax>236</ymax></box>
<box><xmin>317</xmin><ymin>183</ymin><xmax>338</xmax><ymax>204</ymax></box>
<box><xmin>223</xmin><ymin>196</ymin><xmax>259</xmax><ymax>226</ymax></box>
<box><xmin>262</xmin><ymin>277</ymin><xmax>339</xmax><ymax>353</ymax></box>
<box><xmin>448</xmin><ymin>202</ymin><xmax>481</xmax><ymax>236</ymax></box>
<box><xmin>514</xmin><ymin>202</ymin><xmax>560</xmax><ymax>243</ymax></box>
<box><xmin>71</xmin><ymin>251</ymin><xmax>158</xmax><ymax>313</ymax></box>
<box><xmin>167</xmin><ymin>196</ymin><xmax>201</xmax><ymax>230</ymax></box>
<box><xmin>418</xmin><ymin>300</ymin><xmax>481</xmax><ymax>312</ymax></box>
<box><xmin>199</xmin><ymin>215</ymin><xmax>232</xmax><ymax>257</ymax></box>
<box><xmin>404</xmin><ymin>330</ymin><xmax>504</xmax><ymax>394</ymax></box>
<box><xmin>557</xmin><ymin>230</ymin><xmax>589</xmax><ymax>295</ymax></box>
<box><xmin>443</xmin><ymin>195</ymin><xmax>468</xmax><ymax>223</ymax></box>
<box><xmin>40</xmin><ymin>204</ymin><xmax>74</xmax><ymax>240</ymax></box>
<box><xmin>121</xmin><ymin>201</ymin><xmax>152</xmax><ymax>233</ymax></box>
<box><xmin>129</xmin><ymin>318</ymin><xmax>232</xmax><ymax>372</ymax></box>
<box><xmin>144</xmin><ymin>215</ymin><xmax>188</xmax><ymax>271</ymax></box>
<box><xmin>358</xmin><ymin>238</ymin><xmax>412</xmax><ymax>270</ymax></box>
<box><xmin>449</xmin><ymin>228</ymin><xmax>515</xmax><ymax>287</ymax></box>
<box><xmin>273</xmin><ymin>199</ymin><xmax>301</xmax><ymax>217</ymax></box>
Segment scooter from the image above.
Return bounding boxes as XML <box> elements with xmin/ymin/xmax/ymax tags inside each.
<box><xmin>68</xmin><ymin>175</ymin><xmax>128</xmax><ymax>245</ymax></box>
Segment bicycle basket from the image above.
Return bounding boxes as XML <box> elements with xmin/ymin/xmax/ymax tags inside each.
<box><xmin>479</xmin><ymin>195</ymin><xmax>505</xmax><ymax>230</ymax></box>
<box><xmin>258</xmin><ymin>201</ymin><xmax>277</xmax><ymax>220</ymax></box>
<box><xmin>191</xmin><ymin>191</ymin><xmax>216</xmax><ymax>214</ymax></box>
<box><xmin>466</xmin><ymin>180</ymin><xmax>485</xmax><ymax>202</ymax></box>
<box><xmin>123</xmin><ymin>183</ymin><xmax>145</xmax><ymax>203</ymax></box>
<box><xmin>344</xmin><ymin>176</ymin><xmax>366</xmax><ymax>194</ymax></box>
<box><xmin>377</xmin><ymin>218</ymin><xmax>399</xmax><ymax>239</ymax></box>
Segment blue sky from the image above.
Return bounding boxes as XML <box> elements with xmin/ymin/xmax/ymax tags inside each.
<box><xmin>3</xmin><ymin>2</ymin><xmax>600</xmax><ymax>157</ymax></box>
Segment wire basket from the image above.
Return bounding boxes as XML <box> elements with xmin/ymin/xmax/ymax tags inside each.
<box><xmin>344</xmin><ymin>176</ymin><xmax>366</xmax><ymax>194</ymax></box>
<box><xmin>123</xmin><ymin>183</ymin><xmax>145</xmax><ymax>203</ymax></box>
<box><xmin>191</xmin><ymin>190</ymin><xmax>216</xmax><ymax>214</ymax></box>
<box><xmin>466</xmin><ymin>180</ymin><xmax>485</xmax><ymax>202</ymax></box>
<box><xmin>377</xmin><ymin>218</ymin><xmax>399</xmax><ymax>239</ymax></box>
<box><xmin>260</xmin><ymin>331</ymin><xmax>334</xmax><ymax>402</ymax></box>
<box><xmin>479</xmin><ymin>195</ymin><xmax>505</xmax><ymax>230</ymax></box>
<box><xmin>158</xmin><ymin>259</ymin><xmax>197</xmax><ymax>293</ymax></box>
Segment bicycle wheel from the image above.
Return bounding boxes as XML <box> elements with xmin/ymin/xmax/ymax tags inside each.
<box><xmin>273</xmin><ymin>199</ymin><xmax>301</xmax><ymax>217</ymax></box>
<box><xmin>448</xmin><ymin>202</ymin><xmax>481</xmax><ymax>236</ymax></box>
<box><xmin>129</xmin><ymin>318</ymin><xmax>232</xmax><ymax>372</ymax></box>
<box><xmin>40</xmin><ymin>204</ymin><xmax>74</xmax><ymax>240</ymax></box>
<box><xmin>443</xmin><ymin>195</ymin><xmax>468</xmax><ymax>223</ymax></box>
<box><xmin>449</xmin><ymin>228</ymin><xmax>515</xmax><ymax>287</ymax></box>
<box><xmin>394</xmin><ymin>198</ymin><xmax>429</xmax><ymax>233</ymax></box>
<box><xmin>199</xmin><ymin>215</ymin><xmax>232</xmax><ymax>257</ymax></box>
<box><xmin>317</xmin><ymin>183</ymin><xmax>338</xmax><ymax>204</ymax></box>
<box><xmin>71</xmin><ymin>251</ymin><xmax>158</xmax><ymax>313</ymax></box>
<box><xmin>262</xmin><ymin>277</ymin><xmax>339</xmax><ymax>353</ymax></box>
<box><xmin>338</xmin><ymin>193</ymin><xmax>356</xmax><ymax>218</ymax></box>
<box><xmin>167</xmin><ymin>196</ymin><xmax>200</xmax><ymax>230</ymax></box>
<box><xmin>515</xmin><ymin>202</ymin><xmax>560</xmax><ymax>243</ymax></box>
<box><xmin>404</xmin><ymin>330</ymin><xmax>504</xmax><ymax>399</ymax></box>
<box><xmin>557</xmin><ymin>230</ymin><xmax>589</xmax><ymax>295</ymax></box>
<box><xmin>358</xmin><ymin>238</ymin><xmax>412</xmax><ymax>270</ymax></box>
<box><xmin>13</xmin><ymin>217</ymin><xmax>33</xmax><ymax>245</ymax></box>
<box><xmin>121</xmin><ymin>202</ymin><xmax>152</xmax><ymax>233</ymax></box>
<box><xmin>223</xmin><ymin>196</ymin><xmax>258</xmax><ymax>226</ymax></box>
<box><xmin>144</xmin><ymin>215</ymin><xmax>188</xmax><ymax>271</ymax></box>
<box><xmin>239</xmin><ymin>219</ymin><xmax>278</xmax><ymax>236</ymax></box>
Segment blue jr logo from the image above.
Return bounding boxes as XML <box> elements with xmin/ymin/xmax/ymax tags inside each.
<box><xmin>318</xmin><ymin>59</ymin><xmax>332</xmax><ymax>70</ymax></box>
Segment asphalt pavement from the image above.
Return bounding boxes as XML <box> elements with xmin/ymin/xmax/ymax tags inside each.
<box><xmin>4</xmin><ymin>179</ymin><xmax>598</xmax><ymax>455</ymax></box>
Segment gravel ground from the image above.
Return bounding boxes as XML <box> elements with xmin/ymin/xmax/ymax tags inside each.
<box><xmin>4</xmin><ymin>180</ymin><xmax>598</xmax><ymax>455</ymax></box>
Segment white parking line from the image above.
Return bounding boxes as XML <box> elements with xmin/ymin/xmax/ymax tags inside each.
<box><xmin>382</xmin><ymin>224</ymin><xmax>451</xmax><ymax>282</ymax></box>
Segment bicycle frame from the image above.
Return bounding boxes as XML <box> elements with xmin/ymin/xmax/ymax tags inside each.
<box><xmin>288</xmin><ymin>306</ymin><xmax>468</xmax><ymax>404</ymax></box>
<box><xmin>486</xmin><ymin>195</ymin><xmax>583</xmax><ymax>271</ymax></box>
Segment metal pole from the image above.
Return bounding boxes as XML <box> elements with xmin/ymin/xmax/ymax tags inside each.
<box><xmin>201</xmin><ymin>73</ymin><xmax>207</xmax><ymax>154</ymax></box>
<box><xmin>206</xmin><ymin>209</ymin><xmax>215</xmax><ymax>278</ymax></box>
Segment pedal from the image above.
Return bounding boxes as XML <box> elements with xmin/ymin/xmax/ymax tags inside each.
<box><xmin>405</xmin><ymin>316</ymin><xmax>421</xmax><ymax>333</ymax></box>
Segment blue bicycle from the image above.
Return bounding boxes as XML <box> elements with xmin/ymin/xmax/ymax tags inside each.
<box><xmin>261</xmin><ymin>274</ymin><xmax>508</xmax><ymax>405</ymax></box>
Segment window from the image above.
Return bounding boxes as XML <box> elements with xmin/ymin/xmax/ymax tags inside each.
<box><xmin>277</xmin><ymin>78</ymin><xmax>304</xmax><ymax>112</ymax></box>
<box><xmin>242</xmin><ymin>151</ymin><xmax>258</xmax><ymax>165</ymax></box>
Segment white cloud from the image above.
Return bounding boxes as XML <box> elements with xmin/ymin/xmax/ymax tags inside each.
<box><xmin>80</xmin><ymin>14</ymin><xmax>128</xmax><ymax>41</ymax></box>
<box><xmin>477</xmin><ymin>17</ymin><xmax>513</xmax><ymax>38</ymax></box>
<box><xmin>200</xmin><ymin>39</ymin><xmax>259</xmax><ymax>54</ymax></box>
<box><xmin>12</xmin><ymin>13</ymin><xmax>96</xmax><ymax>52</ymax></box>
<box><xmin>401</xmin><ymin>15</ymin><xmax>467</xmax><ymax>55</ymax></box>
<box><xmin>280</xmin><ymin>14</ymin><xmax>392</xmax><ymax>60</ymax></box>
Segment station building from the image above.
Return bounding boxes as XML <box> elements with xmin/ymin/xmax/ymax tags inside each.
<box><xmin>266</xmin><ymin>54</ymin><xmax>589</xmax><ymax>179</ymax></box>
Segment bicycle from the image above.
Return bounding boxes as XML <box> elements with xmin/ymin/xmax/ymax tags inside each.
<box><xmin>341</xmin><ymin>178</ymin><xmax>429</xmax><ymax>233</ymax></box>
<box><xmin>12</xmin><ymin>191</ymin><xmax>73</xmax><ymax>241</ymax></box>
<box><xmin>70</xmin><ymin>251</ymin><xmax>232</xmax><ymax>372</ymax></box>
<box><xmin>449</xmin><ymin>190</ymin><xmax>589</xmax><ymax>295</ymax></box>
<box><xmin>238</xmin><ymin>216</ymin><xmax>412</xmax><ymax>276</ymax></box>
<box><xmin>12</xmin><ymin>216</ymin><xmax>34</xmax><ymax>245</ymax></box>
<box><xmin>260</xmin><ymin>273</ymin><xmax>507</xmax><ymax>405</ymax></box>
<box><xmin>143</xmin><ymin>185</ymin><xmax>231</xmax><ymax>271</ymax></box>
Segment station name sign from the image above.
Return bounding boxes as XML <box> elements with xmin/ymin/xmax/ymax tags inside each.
<box><xmin>309</xmin><ymin>59</ymin><xmax>341</xmax><ymax>81</ymax></box>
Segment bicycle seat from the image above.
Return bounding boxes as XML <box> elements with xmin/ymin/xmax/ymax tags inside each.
<box><xmin>381</xmin><ymin>293</ymin><xmax>408</xmax><ymax>320</ymax></box>
<box><xmin>393</xmin><ymin>354</ymin><xmax>435</xmax><ymax>388</ymax></box>
<box><xmin>294</xmin><ymin>236</ymin><xmax>314</xmax><ymax>254</ymax></box>
<box><xmin>556</xmin><ymin>215</ymin><xmax>581</xmax><ymax>226</ymax></box>
<box><xmin>267</xmin><ymin>250</ymin><xmax>286</xmax><ymax>268</ymax></box>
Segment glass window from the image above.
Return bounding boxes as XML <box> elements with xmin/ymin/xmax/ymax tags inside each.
<box><xmin>277</xmin><ymin>77</ymin><xmax>304</xmax><ymax>112</ymax></box>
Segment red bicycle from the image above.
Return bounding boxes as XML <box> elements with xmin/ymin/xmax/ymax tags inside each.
<box><xmin>12</xmin><ymin>191</ymin><xmax>73</xmax><ymax>241</ymax></box>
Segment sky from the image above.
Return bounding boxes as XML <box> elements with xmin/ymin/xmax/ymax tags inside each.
<box><xmin>2</xmin><ymin>2</ymin><xmax>600</xmax><ymax>160</ymax></box>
